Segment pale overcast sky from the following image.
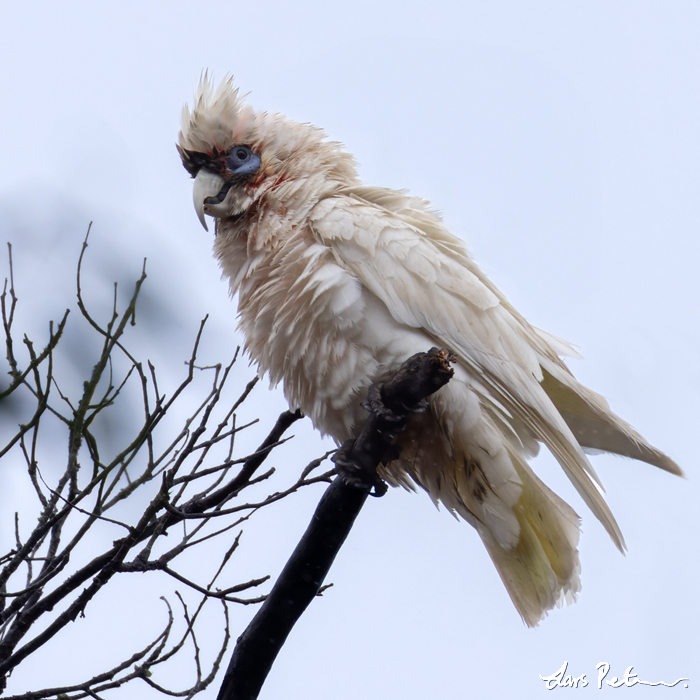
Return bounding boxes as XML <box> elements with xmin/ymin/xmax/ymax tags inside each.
<box><xmin>1</xmin><ymin>2</ymin><xmax>698</xmax><ymax>698</ymax></box>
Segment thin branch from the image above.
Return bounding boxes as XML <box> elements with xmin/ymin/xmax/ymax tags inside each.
<box><xmin>2</xmin><ymin>598</ymin><xmax>176</xmax><ymax>700</ymax></box>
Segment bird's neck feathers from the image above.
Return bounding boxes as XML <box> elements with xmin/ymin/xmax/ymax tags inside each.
<box><xmin>231</xmin><ymin>116</ymin><xmax>359</xmax><ymax>251</ymax></box>
<box><xmin>209</xmin><ymin>116</ymin><xmax>359</xmax><ymax>301</ymax></box>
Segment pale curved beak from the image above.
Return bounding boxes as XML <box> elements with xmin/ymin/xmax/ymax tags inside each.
<box><xmin>193</xmin><ymin>169</ymin><xmax>226</xmax><ymax>231</ymax></box>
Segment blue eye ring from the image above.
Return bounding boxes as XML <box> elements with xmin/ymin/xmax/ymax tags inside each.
<box><xmin>226</xmin><ymin>145</ymin><xmax>261</xmax><ymax>178</ymax></box>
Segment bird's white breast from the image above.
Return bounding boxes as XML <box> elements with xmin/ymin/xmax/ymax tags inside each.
<box><xmin>227</xmin><ymin>225</ymin><xmax>435</xmax><ymax>440</ymax></box>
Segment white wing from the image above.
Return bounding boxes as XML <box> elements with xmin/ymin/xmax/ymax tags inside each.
<box><xmin>311</xmin><ymin>186</ymin><xmax>679</xmax><ymax>551</ymax></box>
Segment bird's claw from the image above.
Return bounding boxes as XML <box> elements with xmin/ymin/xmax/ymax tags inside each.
<box><xmin>333</xmin><ymin>441</ymin><xmax>388</xmax><ymax>497</ymax></box>
<box><xmin>361</xmin><ymin>383</ymin><xmax>428</xmax><ymax>422</ymax></box>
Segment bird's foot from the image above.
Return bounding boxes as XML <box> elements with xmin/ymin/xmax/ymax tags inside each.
<box><xmin>333</xmin><ymin>440</ymin><xmax>389</xmax><ymax>497</ymax></box>
<box><xmin>361</xmin><ymin>383</ymin><xmax>429</xmax><ymax>422</ymax></box>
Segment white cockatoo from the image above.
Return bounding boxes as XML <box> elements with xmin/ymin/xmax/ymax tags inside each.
<box><xmin>177</xmin><ymin>76</ymin><xmax>681</xmax><ymax>626</ymax></box>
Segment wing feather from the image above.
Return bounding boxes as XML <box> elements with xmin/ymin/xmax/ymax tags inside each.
<box><xmin>310</xmin><ymin>187</ymin><xmax>678</xmax><ymax>551</ymax></box>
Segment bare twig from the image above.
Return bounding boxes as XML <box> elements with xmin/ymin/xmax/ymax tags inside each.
<box><xmin>0</xmin><ymin>233</ymin><xmax>327</xmax><ymax>698</ymax></box>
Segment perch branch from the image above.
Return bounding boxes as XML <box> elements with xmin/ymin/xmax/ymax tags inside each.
<box><xmin>216</xmin><ymin>347</ymin><xmax>455</xmax><ymax>700</ymax></box>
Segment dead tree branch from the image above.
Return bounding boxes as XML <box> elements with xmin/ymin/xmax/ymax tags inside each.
<box><xmin>0</xmin><ymin>229</ymin><xmax>326</xmax><ymax>699</ymax></box>
<box><xmin>216</xmin><ymin>348</ymin><xmax>455</xmax><ymax>700</ymax></box>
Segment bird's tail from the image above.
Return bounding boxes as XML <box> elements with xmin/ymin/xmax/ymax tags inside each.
<box><xmin>479</xmin><ymin>451</ymin><xmax>581</xmax><ymax>627</ymax></box>
<box><xmin>387</xmin><ymin>407</ymin><xmax>583</xmax><ymax>626</ymax></box>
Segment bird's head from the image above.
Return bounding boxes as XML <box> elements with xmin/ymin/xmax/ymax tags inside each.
<box><xmin>177</xmin><ymin>76</ymin><xmax>266</xmax><ymax>231</ymax></box>
<box><xmin>177</xmin><ymin>75</ymin><xmax>357</xmax><ymax>234</ymax></box>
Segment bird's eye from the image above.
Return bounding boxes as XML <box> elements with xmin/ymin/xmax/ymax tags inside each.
<box><xmin>225</xmin><ymin>145</ymin><xmax>261</xmax><ymax>178</ymax></box>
